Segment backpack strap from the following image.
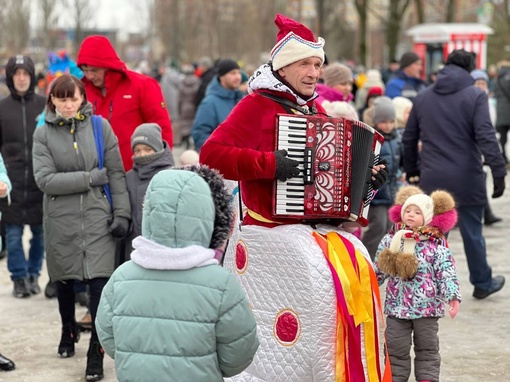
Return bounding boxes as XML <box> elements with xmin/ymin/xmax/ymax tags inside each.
<box><xmin>91</xmin><ymin>115</ymin><xmax>104</xmax><ymax>168</ymax></box>
<box><xmin>91</xmin><ymin>115</ymin><xmax>113</xmax><ymax>206</ymax></box>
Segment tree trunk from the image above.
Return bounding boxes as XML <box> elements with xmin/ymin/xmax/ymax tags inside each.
<box><xmin>386</xmin><ymin>0</ymin><xmax>412</xmax><ymax>63</ymax></box>
<box><xmin>354</xmin><ymin>0</ymin><xmax>368</xmax><ymax>67</ymax></box>
<box><xmin>415</xmin><ymin>0</ymin><xmax>424</xmax><ymax>24</ymax></box>
<box><xmin>446</xmin><ymin>0</ymin><xmax>456</xmax><ymax>23</ymax></box>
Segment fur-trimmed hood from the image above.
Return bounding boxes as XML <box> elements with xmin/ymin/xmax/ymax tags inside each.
<box><xmin>142</xmin><ymin>165</ymin><xmax>233</xmax><ymax>250</ymax></box>
<box><xmin>388</xmin><ymin>186</ymin><xmax>457</xmax><ymax>234</ymax></box>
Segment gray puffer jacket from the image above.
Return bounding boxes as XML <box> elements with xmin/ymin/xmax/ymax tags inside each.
<box><xmin>32</xmin><ymin>103</ymin><xmax>130</xmax><ymax>281</ymax></box>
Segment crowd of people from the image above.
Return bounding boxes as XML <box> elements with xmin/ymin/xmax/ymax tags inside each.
<box><xmin>0</xmin><ymin>11</ymin><xmax>507</xmax><ymax>382</ymax></box>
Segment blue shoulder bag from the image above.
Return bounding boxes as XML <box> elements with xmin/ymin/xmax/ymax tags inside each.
<box><xmin>91</xmin><ymin>115</ymin><xmax>113</xmax><ymax>206</ymax></box>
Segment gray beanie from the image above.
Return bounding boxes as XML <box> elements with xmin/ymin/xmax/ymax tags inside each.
<box><xmin>131</xmin><ymin>123</ymin><xmax>164</xmax><ymax>152</ymax></box>
<box><xmin>373</xmin><ymin>96</ymin><xmax>396</xmax><ymax>124</ymax></box>
<box><xmin>399</xmin><ymin>52</ymin><xmax>420</xmax><ymax>70</ymax></box>
<box><xmin>323</xmin><ymin>63</ymin><xmax>353</xmax><ymax>86</ymax></box>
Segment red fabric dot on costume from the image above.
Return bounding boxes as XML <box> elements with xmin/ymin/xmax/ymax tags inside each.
<box><xmin>274</xmin><ymin>309</ymin><xmax>301</xmax><ymax>346</ymax></box>
<box><xmin>235</xmin><ymin>240</ymin><xmax>248</xmax><ymax>274</ymax></box>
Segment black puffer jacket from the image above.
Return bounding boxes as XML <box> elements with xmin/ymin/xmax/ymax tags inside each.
<box><xmin>0</xmin><ymin>55</ymin><xmax>45</xmax><ymax>225</ymax></box>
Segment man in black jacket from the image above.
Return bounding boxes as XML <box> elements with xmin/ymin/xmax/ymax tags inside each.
<box><xmin>0</xmin><ymin>55</ymin><xmax>46</xmax><ymax>298</ymax></box>
<box><xmin>403</xmin><ymin>49</ymin><xmax>506</xmax><ymax>299</ymax></box>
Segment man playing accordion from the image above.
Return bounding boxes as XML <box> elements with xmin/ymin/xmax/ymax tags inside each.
<box><xmin>200</xmin><ymin>13</ymin><xmax>391</xmax><ymax>382</ymax></box>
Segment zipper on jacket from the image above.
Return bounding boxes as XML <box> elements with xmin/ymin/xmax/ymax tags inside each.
<box><xmin>70</xmin><ymin>120</ymin><xmax>79</xmax><ymax>154</ymax></box>
<box><xmin>21</xmin><ymin>98</ymin><xmax>28</xmax><ymax>222</ymax></box>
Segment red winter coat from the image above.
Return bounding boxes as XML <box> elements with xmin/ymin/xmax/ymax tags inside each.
<box><xmin>77</xmin><ymin>36</ymin><xmax>172</xmax><ymax>170</ymax></box>
<box><xmin>200</xmin><ymin>90</ymin><xmax>325</xmax><ymax>227</ymax></box>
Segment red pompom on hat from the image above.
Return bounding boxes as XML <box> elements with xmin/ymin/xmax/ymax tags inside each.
<box><xmin>271</xmin><ymin>14</ymin><xmax>325</xmax><ymax>71</ymax></box>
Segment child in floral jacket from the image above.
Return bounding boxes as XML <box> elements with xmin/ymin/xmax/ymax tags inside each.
<box><xmin>374</xmin><ymin>186</ymin><xmax>461</xmax><ymax>382</ymax></box>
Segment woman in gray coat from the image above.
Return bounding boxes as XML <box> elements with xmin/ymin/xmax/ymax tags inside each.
<box><xmin>32</xmin><ymin>74</ymin><xmax>130</xmax><ymax>382</ymax></box>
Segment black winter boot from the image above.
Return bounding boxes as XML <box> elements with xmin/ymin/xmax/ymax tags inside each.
<box><xmin>484</xmin><ymin>204</ymin><xmax>502</xmax><ymax>226</ymax></box>
<box><xmin>85</xmin><ymin>339</ymin><xmax>104</xmax><ymax>381</ymax></box>
<box><xmin>58</xmin><ymin>321</ymin><xmax>80</xmax><ymax>358</ymax></box>
<box><xmin>0</xmin><ymin>353</ymin><xmax>15</xmax><ymax>371</ymax></box>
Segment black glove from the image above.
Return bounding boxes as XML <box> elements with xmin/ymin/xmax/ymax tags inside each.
<box><xmin>406</xmin><ymin>171</ymin><xmax>421</xmax><ymax>186</ymax></box>
<box><xmin>89</xmin><ymin>168</ymin><xmax>108</xmax><ymax>187</ymax></box>
<box><xmin>492</xmin><ymin>177</ymin><xmax>505</xmax><ymax>198</ymax></box>
<box><xmin>274</xmin><ymin>150</ymin><xmax>300</xmax><ymax>182</ymax></box>
<box><xmin>371</xmin><ymin>159</ymin><xmax>388</xmax><ymax>190</ymax></box>
<box><xmin>107</xmin><ymin>217</ymin><xmax>130</xmax><ymax>239</ymax></box>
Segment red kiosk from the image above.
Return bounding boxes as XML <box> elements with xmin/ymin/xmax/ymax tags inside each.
<box><xmin>406</xmin><ymin>23</ymin><xmax>494</xmax><ymax>79</ymax></box>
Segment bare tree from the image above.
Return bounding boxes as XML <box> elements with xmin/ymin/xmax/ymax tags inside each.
<box><xmin>1</xmin><ymin>0</ymin><xmax>31</xmax><ymax>54</ymax></box>
<box><xmin>63</xmin><ymin>0</ymin><xmax>94</xmax><ymax>52</ymax></box>
<box><xmin>414</xmin><ymin>0</ymin><xmax>424</xmax><ymax>24</ymax></box>
<box><xmin>354</xmin><ymin>0</ymin><xmax>369</xmax><ymax>67</ymax></box>
<box><xmin>445</xmin><ymin>0</ymin><xmax>456</xmax><ymax>23</ymax></box>
<box><xmin>366</xmin><ymin>0</ymin><xmax>412</xmax><ymax>65</ymax></box>
<box><xmin>40</xmin><ymin>0</ymin><xmax>61</xmax><ymax>51</ymax></box>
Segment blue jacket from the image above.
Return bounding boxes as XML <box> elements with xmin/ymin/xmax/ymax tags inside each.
<box><xmin>403</xmin><ymin>64</ymin><xmax>507</xmax><ymax>207</ymax></box>
<box><xmin>191</xmin><ymin>76</ymin><xmax>244</xmax><ymax>151</ymax></box>
<box><xmin>372</xmin><ymin>130</ymin><xmax>403</xmax><ymax>205</ymax></box>
<box><xmin>385</xmin><ymin>70</ymin><xmax>426</xmax><ymax>100</ymax></box>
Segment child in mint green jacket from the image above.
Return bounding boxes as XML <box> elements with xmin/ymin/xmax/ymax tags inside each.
<box><xmin>96</xmin><ymin>165</ymin><xmax>259</xmax><ymax>382</ymax></box>
<box><xmin>0</xmin><ymin>153</ymin><xmax>12</xmax><ymax>244</ymax></box>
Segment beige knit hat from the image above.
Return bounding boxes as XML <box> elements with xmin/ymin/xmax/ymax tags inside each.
<box><xmin>271</xmin><ymin>14</ymin><xmax>325</xmax><ymax>71</ymax></box>
<box><xmin>401</xmin><ymin>194</ymin><xmax>434</xmax><ymax>226</ymax></box>
<box><xmin>323</xmin><ymin>63</ymin><xmax>353</xmax><ymax>86</ymax></box>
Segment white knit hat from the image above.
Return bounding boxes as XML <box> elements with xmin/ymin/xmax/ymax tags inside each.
<box><xmin>270</xmin><ymin>14</ymin><xmax>325</xmax><ymax>71</ymax></box>
<box><xmin>401</xmin><ymin>194</ymin><xmax>434</xmax><ymax>226</ymax></box>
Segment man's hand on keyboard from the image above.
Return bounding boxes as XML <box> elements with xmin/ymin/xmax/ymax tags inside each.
<box><xmin>274</xmin><ymin>150</ymin><xmax>300</xmax><ymax>182</ymax></box>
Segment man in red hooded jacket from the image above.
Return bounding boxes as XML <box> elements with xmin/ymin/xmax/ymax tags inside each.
<box><xmin>77</xmin><ymin>36</ymin><xmax>172</xmax><ymax>170</ymax></box>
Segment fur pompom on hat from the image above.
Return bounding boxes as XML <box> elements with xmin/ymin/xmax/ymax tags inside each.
<box><xmin>183</xmin><ymin>165</ymin><xmax>234</xmax><ymax>250</ymax></box>
<box><xmin>271</xmin><ymin>13</ymin><xmax>325</xmax><ymax>71</ymax></box>
<box><xmin>323</xmin><ymin>63</ymin><xmax>353</xmax><ymax>87</ymax></box>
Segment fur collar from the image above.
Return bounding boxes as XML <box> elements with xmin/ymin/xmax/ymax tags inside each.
<box><xmin>131</xmin><ymin>236</ymin><xmax>218</xmax><ymax>270</ymax></box>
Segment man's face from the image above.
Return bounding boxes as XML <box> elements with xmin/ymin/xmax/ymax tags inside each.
<box><xmin>278</xmin><ymin>57</ymin><xmax>322</xmax><ymax>97</ymax></box>
<box><xmin>13</xmin><ymin>68</ymin><xmax>30</xmax><ymax>95</ymax></box>
<box><xmin>82</xmin><ymin>65</ymin><xmax>107</xmax><ymax>88</ymax></box>
<box><xmin>403</xmin><ymin>60</ymin><xmax>422</xmax><ymax>79</ymax></box>
<box><xmin>219</xmin><ymin>69</ymin><xmax>242</xmax><ymax>90</ymax></box>
<box><xmin>389</xmin><ymin>62</ymin><xmax>399</xmax><ymax>72</ymax></box>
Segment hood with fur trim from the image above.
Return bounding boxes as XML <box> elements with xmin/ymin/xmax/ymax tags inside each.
<box><xmin>388</xmin><ymin>186</ymin><xmax>457</xmax><ymax>233</ymax></box>
<box><xmin>142</xmin><ymin>166</ymin><xmax>233</xmax><ymax>249</ymax></box>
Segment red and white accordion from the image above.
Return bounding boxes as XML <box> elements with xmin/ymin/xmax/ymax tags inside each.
<box><xmin>273</xmin><ymin>114</ymin><xmax>384</xmax><ymax>226</ymax></box>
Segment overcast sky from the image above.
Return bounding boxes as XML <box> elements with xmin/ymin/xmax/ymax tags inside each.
<box><xmin>30</xmin><ymin>0</ymin><xmax>147</xmax><ymax>37</ymax></box>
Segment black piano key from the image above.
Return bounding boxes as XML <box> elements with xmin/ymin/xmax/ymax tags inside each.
<box><xmin>285</xmin><ymin>209</ymin><xmax>305</xmax><ymax>213</ymax></box>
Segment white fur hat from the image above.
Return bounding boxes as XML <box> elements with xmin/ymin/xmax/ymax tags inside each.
<box><xmin>401</xmin><ymin>194</ymin><xmax>434</xmax><ymax>226</ymax></box>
